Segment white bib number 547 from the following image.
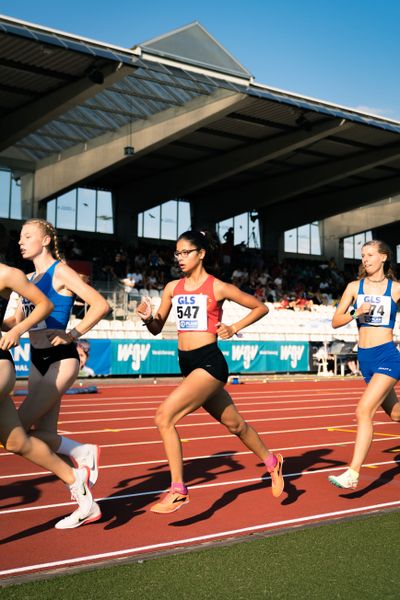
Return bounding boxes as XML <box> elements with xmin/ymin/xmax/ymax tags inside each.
<box><xmin>173</xmin><ymin>294</ymin><xmax>208</xmax><ymax>331</ymax></box>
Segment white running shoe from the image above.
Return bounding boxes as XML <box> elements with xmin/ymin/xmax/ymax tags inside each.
<box><xmin>328</xmin><ymin>468</ymin><xmax>359</xmax><ymax>489</ymax></box>
<box><xmin>73</xmin><ymin>444</ymin><xmax>101</xmax><ymax>488</ymax></box>
<box><xmin>55</xmin><ymin>501</ymin><xmax>102</xmax><ymax>530</ymax></box>
<box><xmin>70</xmin><ymin>466</ymin><xmax>92</xmax><ymax>515</ymax></box>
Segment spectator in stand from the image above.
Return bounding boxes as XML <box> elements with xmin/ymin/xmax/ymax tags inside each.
<box><xmin>156</xmin><ymin>271</ymin><xmax>167</xmax><ymax>292</ymax></box>
<box><xmin>257</xmin><ymin>269</ymin><xmax>271</xmax><ymax>287</ymax></box>
<box><xmin>276</xmin><ymin>294</ymin><xmax>291</xmax><ymax>310</ymax></box>
<box><xmin>125</xmin><ymin>269</ymin><xmax>143</xmax><ymax>290</ymax></box>
<box><xmin>148</xmin><ymin>249</ymin><xmax>160</xmax><ymax>269</ymax></box>
<box><xmin>145</xmin><ymin>270</ymin><xmax>158</xmax><ymax>291</ymax></box>
<box><xmin>112</xmin><ymin>252</ymin><xmax>127</xmax><ymax>279</ymax></box>
<box><xmin>134</xmin><ymin>252</ymin><xmax>147</xmax><ymax>271</ymax></box>
<box><xmin>170</xmin><ymin>262</ymin><xmax>182</xmax><ymax>279</ymax></box>
<box><xmin>231</xmin><ymin>266</ymin><xmax>245</xmax><ymax>287</ymax></box>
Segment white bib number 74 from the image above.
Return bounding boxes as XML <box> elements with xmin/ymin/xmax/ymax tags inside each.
<box><xmin>357</xmin><ymin>293</ymin><xmax>391</xmax><ymax>326</ymax></box>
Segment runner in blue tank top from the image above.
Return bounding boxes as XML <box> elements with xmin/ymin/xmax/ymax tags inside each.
<box><xmin>328</xmin><ymin>239</ymin><xmax>400</xmax><ymax>489</ymax></box>
<box><xmin>0</xmin><ymin>224</ymin><xmax>98</xmax><ymax>529</ymax></box>
<box><xmin>5</xmin><ymin>219</ymin><xmax>109</xmax><ymax>527</ymax></box>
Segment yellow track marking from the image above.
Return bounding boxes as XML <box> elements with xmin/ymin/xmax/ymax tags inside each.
<box><xmin>328</xmin><ymin>427</ymin><xmax>400</xmax><ymax>438</ymax></box>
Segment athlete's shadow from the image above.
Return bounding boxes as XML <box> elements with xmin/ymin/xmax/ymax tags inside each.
<box><xmin>171</xmin><ymin>449</ymin><xmax>344</xmax><ymax>527</ymax></box>
<box><xmin>0</xmin><ymin>473</ymin><xmax>58</xmax><ymax>510</ymax></box>
<box><xmin>0</xmin><ymin>474</ymin><xmax>63</xmax><ymax>546</ymax></box>
<box><xmin>282</xmin><ymin>449</ymin><xmax>345</xmax><ymax>506</ymax></box>
<box><xmin>338</xmin><ymin>447</ymin><xmax>400</xmax><ymax>499</ymax></box>
<box><xmin>100</xmin><ymin>451</ymin><xmax>245</xmax><ymax>530</ymax></box>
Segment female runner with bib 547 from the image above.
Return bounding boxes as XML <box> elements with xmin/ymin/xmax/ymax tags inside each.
<box><xmin>328</xmin><ymin>240</ymin><xmax>400</xmax><ymax>489</ymax></box>
<box><xmin>137</xmin><ymin>230</ymin><xmax>284</xmax><ymax>514</ymax></box>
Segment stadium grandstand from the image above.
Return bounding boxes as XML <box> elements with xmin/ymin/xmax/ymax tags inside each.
<box><xmin>1</xmin><ymin>14</ymin><xmax>399</xmax><ymax>378</ymax></box>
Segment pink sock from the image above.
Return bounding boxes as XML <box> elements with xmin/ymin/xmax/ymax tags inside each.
<box><xmin>171</xmin><ymin>482</ymin><xmax>188</xmax><ymax>495</ymax></box>
<box><xmin>264</xmin><ymin>454</ymin><xmax>277</xmax><ymax>472</ymax></box>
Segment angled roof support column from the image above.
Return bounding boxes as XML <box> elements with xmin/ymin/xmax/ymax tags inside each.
<box><xmin>33</xmin><ymin>88</ymin><xmax>248</xmax><ymax>203</ymax></box>
<box><xmin>0</xmin><ymin>63</ymin><xmax>134</xmax><ymax>152</ymax></box>
<box><xmin>124</xmin><ymin>118</ymin><xmax>352</xmax><ymax>202</ymax></box>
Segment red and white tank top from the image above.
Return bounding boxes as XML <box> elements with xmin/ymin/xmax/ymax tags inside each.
<box><xmin>172</xmin><ymin>275</ymin><xmax>222</xmax><ymax>334</ymax></box>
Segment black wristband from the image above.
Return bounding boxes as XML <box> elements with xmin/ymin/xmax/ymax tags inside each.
<box><xmin>142</xmin><ymin>315</ymin><xmax>154</xmax><ymax>326</ymax></box>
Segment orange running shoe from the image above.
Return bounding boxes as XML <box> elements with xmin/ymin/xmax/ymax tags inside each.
<box><xmin>150</xmin><ymin>489</ymin><xmax>190</xmax><ymax>514</ymax></box>
<box><xmin>270</xmin><ymin>453</ymin><xmax>284</xmax><ymax>498</ymax></box>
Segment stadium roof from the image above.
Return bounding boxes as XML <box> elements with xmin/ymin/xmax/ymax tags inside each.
<box><xmin>1</xmin><ymin>15</ymin><xmax>400</xmax><ymax>231</ymax></box>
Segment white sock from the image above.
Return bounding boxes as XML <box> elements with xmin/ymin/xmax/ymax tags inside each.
<box><xmin>58</xmin><ymin>436</ymin><xmax>84</xmax><ymax>458</ymax></box>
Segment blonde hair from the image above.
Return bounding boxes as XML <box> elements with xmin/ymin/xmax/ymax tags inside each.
<box><xmin>24</xmin><ymin>218</ymin><xmax>63</xmax><ymax>261</ymax></box>
<box><xmin>358</xmin><ymin>239</ymin><xmax>397</xmax><ymax>281</ymax></box>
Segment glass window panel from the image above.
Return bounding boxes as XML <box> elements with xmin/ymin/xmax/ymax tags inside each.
<box><xmin>137</xmin><ymin>212</ymin><xmax>143</xmax><ymax>237</ymax></box>
<box><xmin>143</xmin><ymin>205</ymin><xmax>160</xmax><ymax>238</ymax></box>
<box><xmin>397</xmin><ymin>244</ymin><xmax>400</xmax><ymax>264</ymax></box>
<box><xmin>177</xmin><ymin>200</ymin><xmax>191</xmax><ymax>235</ymax></box>
<box><xmin>249</xmin><ymin>218</ymin><xmax>260</xmax><ymax>249</ymax></box>
<box><xmin>365</xmin><ymin>230</ymin><xmax>373</xmax><ymax>242</ymax></box>
<box><xmin>77</xmin><ymin>188</ymin><xmax>96</xmax><ymax>232</ymax></box>
<box><xmin>10</xmin><ymin>178</ymin><xmax>22</xmax><ymax>220</ymax></box>
<box><xmin>218</xmin><ymin>218</ymin><xmax>234</xmax><ymax>244</ymax></box>
<box><xmin>284</xmin><ymin>228</ymin><xmax>297</xmax><ymax>253</ymax></box>
<box><xmin>0</xmin><ymin>170</ymin><xmax>11</xmax><ymax>218</ymax></box>
<box><xmin>310</xmin><ymin>223</ymin><xmax>321</xmax><ymax>255</ymax></box>
<box><xmin>343</xmin><ymin>236</ymin><xmax>354</xmax><ymax>259</ymax></box>
<box><xmin>234</xmin><ymin>212</ymin><xmax>248</xmax><ymax>246</ymax></box>
<box><xmin>46</xmin><ymin>199</ymin><xmax>56</xmax><ymax>226</ymax></box>
<box><xmin>354</xmin><ymin>233</ymin><xmax>365</xmax><ymax>259</ymax></box>
<box><xmin>56</xmin><ymin>190</ymin><xmax>76</xmax><ymax>230</ymax></box>
<box><xmin>96</xmin><ymin>191</ymin><xmax>113</xmax><ymax>234</ymax></box>
<box><xmin>297</xmin><ymin>224</ymin><xmax>310</xmax><ymax>254</ymax></box>
<box><xmin>161</xmin><ymin>200</ymin><xmax>177</xmax><ymax>240</ymax></box>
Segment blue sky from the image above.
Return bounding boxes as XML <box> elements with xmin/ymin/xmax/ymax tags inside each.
<box><xmin>2</xmin><ymin>0</ymin><xmax>400</xmax><ymax>120</ymax></box>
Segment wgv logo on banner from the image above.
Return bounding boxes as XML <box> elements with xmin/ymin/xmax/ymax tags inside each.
<box><xmin>231</xmin><ymin>344</ymin><xmax>259</xmax><ymax>369</ymax></box>
<box><xmin>280</xmin><ymin>344</ymin><xmax>305</xmax><ymax>368</ymax></box>
<box><xmin>11</xmin><ymin>341</ymin><xmax>30</xmax><ymax>374</ymax></box>
<box><xmin>117</xmin><ymin>343</ymin><xmax>151</xmax><ymax>371</ymax></box>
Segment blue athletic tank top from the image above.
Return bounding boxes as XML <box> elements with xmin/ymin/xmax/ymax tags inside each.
<box><xmin>22</xmin><ymin>261</ymin><xmax>74</xmax><ymax>330</ymax></box>
<box><xmin>355</xmin><ymin>278</ymin><xmax>397</xmax><ymax>329</ymax></box>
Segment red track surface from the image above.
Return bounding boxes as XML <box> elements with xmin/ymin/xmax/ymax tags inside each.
<box><xmin>1</xmin><ymin>380</ymin><xmax>400</xmax><ymax>580</ymax></box>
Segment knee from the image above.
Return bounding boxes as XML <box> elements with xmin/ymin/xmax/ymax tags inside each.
<box><xmin>5</xmin><ymin>433</ymin><xmax>30</xmax><ymax>455</ymax></box>
<box><xmin>355</xmin><ymin>404</ymin><xmax>373</xmax><ymax>422</ymax></box>
<box><xmin>226</xmin><ymin>418</ymin><xmax>247</xmax><ymax>437</ymax></box>
<box><xmin>154</xmin><ymin>407</ymin><xmax>172</xmax><ymax>431</ymax></box>
<box><xmin>389</xmin><ymin>408</ymin><xmax>400</xmax><ymax>422</ymax></box>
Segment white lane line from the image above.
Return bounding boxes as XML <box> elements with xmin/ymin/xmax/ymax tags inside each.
<box><xmin>1</xmin><ymin>498</ymin><xmax>400</xmax><ymax>576</ymax></box>
<box><xmin>55</xmin><ymin>389</ymin><xmax>366</xmax><ymax>403</ymax></box>
<box><xmin>2</xmin><ymin>436</ymin><xmax>400</xmax><ymax>481</ymax></box>
<box><xmin>22</xmin><ymin>387</ymin><xmax>367</xmax><ymax>405</ymax></box>
<box><xmin>1</xmin><ymin>418</ymin><xmax>396</xmax><ymax>451</ymax></box>
<box><xmin>56</xmin><ymin>412</ymin><xmax>358</xmax><ymax>426</ymax></box>
<box><xmin>55</xmin><ymin>404</ymin><xmax>358</xmax><ymax>421</ymax></box>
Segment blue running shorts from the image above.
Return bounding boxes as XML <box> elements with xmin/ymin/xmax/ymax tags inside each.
<box><xmin>358</xmin><ymin>341</ymin><xmax>400</xmax><ymax>384</ymax></box>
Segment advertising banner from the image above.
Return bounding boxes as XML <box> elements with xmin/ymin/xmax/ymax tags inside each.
<box><xmin>13</xmin><ymin>339</ymin><xmax>309</xmax><ymax>377</ymax></box>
